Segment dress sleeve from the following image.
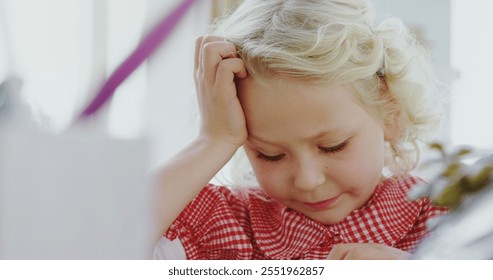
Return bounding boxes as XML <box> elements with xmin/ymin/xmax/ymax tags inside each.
<box><xmin>394</xmin><ymin>197</ymin><xmax>447</xmax><ymax>252</ymax></box>
<box><xmin>164</xmin><ymin>185</ymin><xmax>254</xmax><ymax>259</ymax></box>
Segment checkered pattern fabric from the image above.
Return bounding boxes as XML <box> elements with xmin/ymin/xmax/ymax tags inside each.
<box><xmin>165</xmin><ymin>175</ymin><xmax>446</xmax><ymax>259</ymax></box>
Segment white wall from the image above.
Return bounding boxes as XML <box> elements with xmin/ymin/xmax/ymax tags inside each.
<box><xmin>450</xmin><ymin>0</ymin><xmax>493</xmax><ymax>150</ymax></box>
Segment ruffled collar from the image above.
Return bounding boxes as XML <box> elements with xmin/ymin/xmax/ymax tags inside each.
<box><xmin>248</xmin><ymin>176</ymin><xmax>423</xmax><ymax>259</ymax></box>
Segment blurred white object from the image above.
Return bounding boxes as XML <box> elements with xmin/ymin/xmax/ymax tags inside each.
<box><xmin>0</xmin><ymin>86</ymin><xmax>154</xmax><ymax>259</ymax></box>
<box><xmin>153</xmin><ymin>237</ymin><xmax>186</xmax><ymax>260</ymax></box>
<box><xmin>0</xmin><ymin>126</ymin><xmax>154</xmax><ymax>259</ymax></box>
<box><xmin>413</xmin><ymin>156</ymin><xmax>493</xmax><ymax>259</ymax></box>
<box><xmin>0</xmin><ymin>76</ymin><xmax>25</xmax><ymax>123</ymax></box>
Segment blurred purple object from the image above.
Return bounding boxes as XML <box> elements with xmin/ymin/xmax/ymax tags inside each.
<box><xmin>78</xmin><ymin>0</ymin><xmax>198</xmax><ymax>120</ymax></box>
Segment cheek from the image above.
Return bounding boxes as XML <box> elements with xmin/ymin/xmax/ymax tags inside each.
<box><xmin>327</xmin><ymin>140</ymin><xmax>385</xmax><ymax>191</ymax></box>
<box><xmin>246</xmin><ymin>157</ymin><xmax>290</xmax><ymax>200</ymax></box>
<box><xmin>351</xmin><ymin>142</ymin><xmax>384</xmax><ymax>172</ymax></box>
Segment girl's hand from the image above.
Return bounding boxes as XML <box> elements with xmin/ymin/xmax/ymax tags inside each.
<box><xmin>194</xmin><ymin>35</ymin><xmax>248</xmax><ymax>149</ymax></box>
<box><xmin>327</xmin><ymin>243</ymin><xmax>412</xmax><ymax>260</ymax></box>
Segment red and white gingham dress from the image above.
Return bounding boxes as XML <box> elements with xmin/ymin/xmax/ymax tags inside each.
<box><xmin>164</xmin><ymin>175</ymin><xmax>446</xmax><ymax>260</ymax></box>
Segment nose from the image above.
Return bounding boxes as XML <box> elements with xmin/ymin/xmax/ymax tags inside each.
<box><xmin>292</xmin><ymin>157</ymin><xmax>326</xmax><ymax>191</ymax></box>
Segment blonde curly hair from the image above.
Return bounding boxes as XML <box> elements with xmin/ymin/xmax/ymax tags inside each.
<box><xmin>212</xmin><ymin>0</ymin><xmax>442</xmax><ymax>179</ymax></box>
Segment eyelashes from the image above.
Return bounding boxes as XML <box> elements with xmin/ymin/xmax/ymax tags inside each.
<box><xmin>256</xmin><ymin>153</ymin><xmax>285</xmax><ymax>162</ymax></box>
<box><xmin>319</xmin><ymin>140</ymin><xmax>348</xmax><ymax>154</ymax></box>
<box><xmin>256</xmin><ymin>140</ymin><xmax>349</xmax><ymax>162</ymax></box>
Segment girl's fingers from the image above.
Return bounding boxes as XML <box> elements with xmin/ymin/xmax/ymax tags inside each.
<box><xmin>199</xmin><ymin>35</ymin><xmax>229</xmax><ymax>58</ymax></box>
<box><xmin>327</xmin><ymin>243</ymin><xmax>354</xmax><ymax>260</ymax></box>
<box><xmin>194</xmin><ymin>36</ymin><xmax>203</xmax><ymax>72</ymax></box>
<box><xmin>197</xmin><ymin>35</ymin><xmax>230</xmax><ymax>72</ymax></box>
<box><xmin>195</xmin><ymin>35</ymin><xmax>247</xmax><ymax>97</ymax></box>
<box><xmin>215</xmin><ymin>58</ymin><xmax>247</xmax><ymax>86</ymax></box>
<box><xmin>327</xmin><ymin>243</ymin><xmax>410</xmax><ymax>260</ymax></box>
<box><xmin>200</xmin><ymin>39</ymin><xmax>238</xmax><ymax>79</ymax></box>
<box><xmin>193</xmin><ymin>35</ymin><xmax>248</xmax><ymax>147</ymax></box>
<box><xmin>202</xmin><ymin>41</ymin><xmax>238</xmax><ymax>78</ymax></box>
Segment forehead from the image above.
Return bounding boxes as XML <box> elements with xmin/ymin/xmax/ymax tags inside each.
<box><xmin>237</xmin><ymin>76</ymin><xmax>372</xmax><ymax>143</ymax></box>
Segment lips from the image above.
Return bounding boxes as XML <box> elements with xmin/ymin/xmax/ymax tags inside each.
<box><xmin>303</xmin><ymin>194</ymin><xmax>342</xmax><ymax>210</ymax></box>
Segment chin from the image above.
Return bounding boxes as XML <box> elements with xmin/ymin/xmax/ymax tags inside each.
<box><xmin>300</xmin><ymin>209</ymin><xmax>350</xmax><ymax>225</ymax></box>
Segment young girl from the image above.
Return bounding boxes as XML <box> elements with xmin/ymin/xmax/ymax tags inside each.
<box><xmin>154</xmin><ymin>0</ymin><xmax>446</xmax><ymax>260</ymax></box>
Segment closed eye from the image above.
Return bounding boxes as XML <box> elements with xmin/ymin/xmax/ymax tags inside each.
<box><xmin>256</xmin><ymin>152</ymin><xmax>285</xmax><ymax>162</ymax></box>
<box><xmin>319</xmin><ymin>140</ymin><xmax>348</xmax><ymax>154</ymax></box>
<box><xmin>256</xmin><ymin>140</ymin><xmax>349</xmax><ymax>162</ymax></box>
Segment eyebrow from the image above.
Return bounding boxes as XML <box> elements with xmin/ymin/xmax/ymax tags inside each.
<box><xmin>249</xmin><ymin>128</ymin><xmax>344</xmax><ymax>144</ymax></box>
